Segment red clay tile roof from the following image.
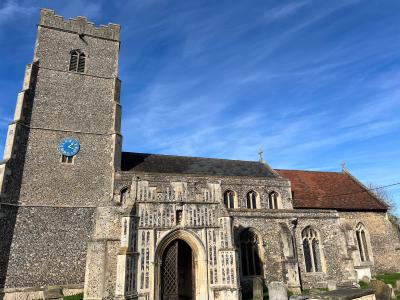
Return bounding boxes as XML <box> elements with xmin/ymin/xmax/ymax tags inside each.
<box><xmin>275</xmin><ymin>169</ymin><xmax>388</xmax><ymax>211</ymax></box>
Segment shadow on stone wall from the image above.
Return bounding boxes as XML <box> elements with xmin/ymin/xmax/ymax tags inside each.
<box><xmin>0</xmin><ymin>62</ymin><xmax>38</xmax><ymax>289</ymax></box>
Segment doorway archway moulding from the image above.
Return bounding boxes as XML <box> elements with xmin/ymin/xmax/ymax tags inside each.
<box><xmin>152</xmin><ymin>228</ymin><xmax>209</xmax><ymax>300</ymax></box>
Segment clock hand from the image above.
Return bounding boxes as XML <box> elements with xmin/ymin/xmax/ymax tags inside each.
<box><xmin>68</xmin><ymin>143</ymin><xmax>75</xmax><ymax>149</ymax></box>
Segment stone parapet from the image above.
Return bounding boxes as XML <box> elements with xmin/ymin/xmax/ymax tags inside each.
<box><xmin>39</xmin><ymin>9</ymin><xmax>120</xmax><ymax>41</ymax></box>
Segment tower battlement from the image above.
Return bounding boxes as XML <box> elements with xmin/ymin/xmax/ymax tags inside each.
<box><xmin>39</xmin><ymin>8</ymin><xmax>120</xmax><ymax>41</ymax></box>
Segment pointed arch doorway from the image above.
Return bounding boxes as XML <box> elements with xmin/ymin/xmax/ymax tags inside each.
<box><xmin>154</xmin><ymin>229</ymin><xmax>208</xmax><ymax>300</ymax></box>
<box><xmin>161</xmin><ymin>239</ymin><xmax>194</xmax><ymax>300</ymax></box>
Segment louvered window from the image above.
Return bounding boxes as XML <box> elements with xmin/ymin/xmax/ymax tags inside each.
<box><xmin>69</xmin><ymin>50</ymin><xmax>86</xmax><ymax>73</ymax></box>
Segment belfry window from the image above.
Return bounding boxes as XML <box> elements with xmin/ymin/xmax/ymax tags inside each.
<box><xmin>246</xmin><ymin>190</ymin><xmax>257</xmax><ymax>209</ymax></box>
<box><xmin>268</xmin><ymin>191</ymin><xmax>279</xmax><ymax>209</ymax></box>
<box><xmin>302</xmin><ymin>226</ymin><xmax>323</xmax><ymax>272</ymax></box>
<box><xmin>223</xmin><ymin>190</ymin><xmax>235</xmax><ymax>209</ymax></box>
<box><xmin>69</xmin><ymin>50</ymin><xmax>86</xmax><ymax>73</ymax></box>
<box><xmin>356</xmin><ymin>223</ymin><xmax>370</xmax><ymax>262</ymax></box>
<box><xmin>240</xmin><ymin>229</ymin><xmax>262</xmax><ymax>276</ymax></box>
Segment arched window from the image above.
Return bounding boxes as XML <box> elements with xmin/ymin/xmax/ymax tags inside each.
<box><xmin>268</xmin><ymin>191</ymin><xmax>279</xmax><ymax>209</ymax></box>
<box><xmin>246</xmin><ymin>190</ymin><xmax>257</xmax><ymax>209</ymax></box>
<box><xmin>356</xmin><ymin>223</ymin><xmax>370</xmax><ymax>262</ymax></box>
<box><xmin>240</xmin><ymin>229</ymin><xmax>262</xmax><ymax>276</ymax></box>
<box><xmin>69</xmin><ymin>50</ymin><xmax>86</xmax><ymax>73</ymax></box>
<box><xmin>302</xmin><ymin>227</ymin><xmax>323</xmax><ymax>272</ymax></box>
<box><xmin>120</xmin><ymin>187</ymin><xmax>128</xmax><ymax>204</ymax></box>
<box><xmin>223</xmin><ymin>190</ymin><xmax>235</xmax><ymax>209</ymax></box>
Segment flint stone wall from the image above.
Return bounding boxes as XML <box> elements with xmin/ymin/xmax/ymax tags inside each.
<box><xmin>339</xmin><ymin>211</ymin><xmax>400</xmax><ymax>275</ymax></box>
<box><xmin>1</xmin><ymin>206</ymin><xmax>95</xmax><ymax>288</ymax></box>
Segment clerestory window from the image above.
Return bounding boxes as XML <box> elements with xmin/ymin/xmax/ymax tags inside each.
<box><xmin>223</xmin><ymin>190</ymin><xmax>235</xmax><ymax>209</ymax></box>
<box><xmin>69</xmin><ymin>50</ymin><xmax>86</xmax><ymax>73</ymax></box>
<box><xmin>246</xmin><ymin>190</ymin><xmax>257</xmax><ymax>209</ymax></box>
<box><xmin>268</xmin><ymin>191</ymin><xmax>279</xmax><ymax>209</ymax></box>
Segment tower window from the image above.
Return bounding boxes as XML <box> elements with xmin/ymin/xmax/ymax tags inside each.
<box><xmin>69</xmin><ymin>50</ymin><xmax>86</xmax><ymax>73</ymax></box>
<box><xmin>61</xmin><ymin>155</ymin><xmax>73</xmax><ymax>164</ymax></box>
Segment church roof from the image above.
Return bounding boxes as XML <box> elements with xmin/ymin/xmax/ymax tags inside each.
<box><xmin>121</xmin><ymin>152</ymin><xmax>387</xmax><ymax>212</ymax></box>
<box><xmin>121</xmin><ymin>152</ymin><xmax>279</xmax><ymax>178</ymax></box>
<box><xmin>276</xmin><ymin>169</ymin><xmax>388</xmax><ymax>211</ymax></box>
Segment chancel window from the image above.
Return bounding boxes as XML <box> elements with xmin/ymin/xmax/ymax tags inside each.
<box><xmin>240</xmin><ymin>229</ymin><xmax>262</xmax><ymax>276</ymax></box>
<box><xmin>69</xmin><ymin>50</ymin><xmax>86</xmax><ymax>73</ymax></box>
<box><xmin>302</xmin><ymin>226</ymin><xmax>323</xmax><ymax>272</ymax></box>
<box><xmin>356</xmin><ymin>223</ymin><xmax>370</xmax><ymax>262</ymax></box>
<box><xmin>268</xmin><ymin>191</ymin><xmax>279</xmax><ymax>209</ymax></box>
<box><xmin>246</xmin><ymin>191</ymin><xmax>257</xmax><ymax>209</ymax></box>
<box><xmin>223</xmin><ymin>190</ymin><xmax>235</xmax><ymax>209</ymax></box>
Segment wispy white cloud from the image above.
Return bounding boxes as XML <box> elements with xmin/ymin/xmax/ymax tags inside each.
<box><xmin>0</xmin><ymin>0</ymin><xmax>35</xmax><ymax>25</ymax></box>
<box><xmin>264</xmin><ymin>1</ymin><xmax>309</xmax><ymax>21</ymax></box>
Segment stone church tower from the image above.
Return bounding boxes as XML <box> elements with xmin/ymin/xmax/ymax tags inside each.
<box><xmin>0</xmin><ymin>8</ymin><xmax>121</xmax><ymax>291</ymax></box>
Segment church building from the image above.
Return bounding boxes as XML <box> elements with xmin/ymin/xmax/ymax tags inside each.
<box><xmin>0</xmin><ymin>9</ymin><xmax>399</xmax><ymax>300</ymax></box>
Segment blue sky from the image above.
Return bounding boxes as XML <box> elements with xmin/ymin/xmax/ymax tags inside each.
<box><xmin>0</xmin><ymin>0</ymin><xmax>399</xmax><ymax>214</ymax></box>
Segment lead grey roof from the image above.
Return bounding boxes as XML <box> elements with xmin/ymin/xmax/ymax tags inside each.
<box><xmin>121</xmin><ymin>152</ymin><xmax>279</xmax><ymax>178</ymax></box>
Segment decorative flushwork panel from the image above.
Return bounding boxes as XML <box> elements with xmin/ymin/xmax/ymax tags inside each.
<box><xmin>218</xmin><ymin>217</ymin><xmax>233</xmax><ymax>249</ymax></box>
<box><xmin>138</xmin><ymin>203</ymin><xmax>219</xmax><ymax>228</ymax></box>
<box><xmin>138</xmin><ymin>230</ymin><xmax>151</xmax><ymax>291</ymax></box>
<box><xmin>220</xmin><ymin>250</ymin><xmax>236</xmax><ymax>285</ymax></box>
<box><xmin>186</xmin><ymin>204</ymin><xmax>218</xmax><ymax>227</ymax></box>
<box><xmin>207</xmin><ymin>229</ymin><xmax>218</xmax><ymax>284</ymax></box>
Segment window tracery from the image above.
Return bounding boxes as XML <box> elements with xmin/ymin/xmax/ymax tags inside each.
<box><xmin>240</xmin><ymin>229</ymin><xmax>262</xmax><ymax>276</ymax></box>
<box><xmin>302</xmin><ymin>226</ymin><xmax>323</xmax><ymax>272</ymax></box>
<box><xmin>356</xmin><ymin>223</ymin><xmax>370</xmax><ymax>262</ymax></box>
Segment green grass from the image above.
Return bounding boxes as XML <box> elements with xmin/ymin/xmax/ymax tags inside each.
<box><xmin>375</xmin><ymin>273</ymin><xmax>400</xmax><ymax>287</ymax></box>
<box><xmin>359</xmin><ymin>281</ymin><xmax>369</xmax><ymax>289</ymax></box>
<box><xmin>63</xmin><ymin>293</ymin><xmax>83</xmax><ymax>300</ymax></box>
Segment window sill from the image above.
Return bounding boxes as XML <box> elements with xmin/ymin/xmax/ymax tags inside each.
<box><xmin>304</xmin><ymin>272</ymin><xmax>325</xmax><ymax>275</ymax></box>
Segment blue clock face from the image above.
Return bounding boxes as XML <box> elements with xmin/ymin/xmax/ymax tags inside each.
<box><xmin>58</xmin><ymin>138</ymin><xmax>80</xmax><ymax>157</ymax></box>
